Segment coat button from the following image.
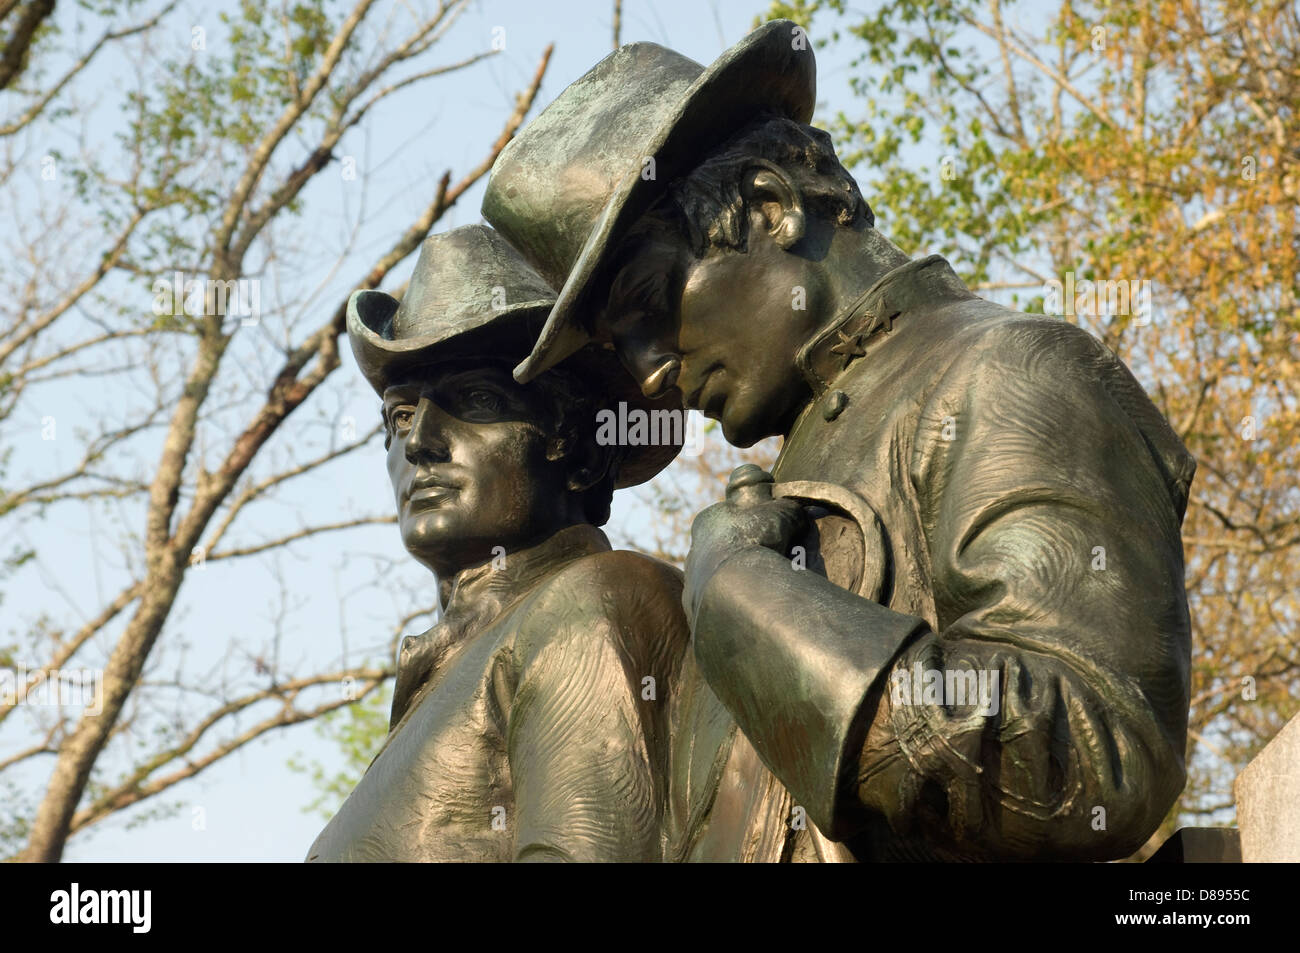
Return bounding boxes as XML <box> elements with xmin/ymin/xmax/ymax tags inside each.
<box><xmin>823</xmin><ymin>389</ymin><xmax>848</xmax><ymax>421</ymax></box>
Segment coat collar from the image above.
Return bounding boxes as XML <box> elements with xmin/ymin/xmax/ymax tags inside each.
<box><xmin>795</xmin><ymin>254</ymin><xmax>976</xmax><ymax>398</ymax></box>
<box><xmin>439</xmin><ymin>522</ymin><xmax>612</xmax><ymax>630</ymax></box>
<box><xmin>388</xmin><ymin>523</ymin><xmax>612</xmax><ymax>732</ymax></box>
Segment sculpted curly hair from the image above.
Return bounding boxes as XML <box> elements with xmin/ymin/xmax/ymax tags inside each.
<box><xmin>654</xmin><ymin>114</ymin><xmax>872</xmax><ymax>257</ymax></box>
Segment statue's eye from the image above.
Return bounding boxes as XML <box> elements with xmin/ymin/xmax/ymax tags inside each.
<box><xmin>461</xmin><ymin>387</ymin><xmax>504</xmax><ymax>413</ymax></box>
<box><xmin>389</xmin><ymin>406</ymin><xmax>415</xmax><ymax>431</ymax></box>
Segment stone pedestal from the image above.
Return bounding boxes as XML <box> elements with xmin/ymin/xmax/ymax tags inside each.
<box><xmin>1147</xmin><ymin>827</ymin><xmax>1240</xmax><ymax>863</ymax></box>
<box><xmin>1234</xmin><ymin>713</ymin><xmax>1300</xmax><ymax>862</ymax></box>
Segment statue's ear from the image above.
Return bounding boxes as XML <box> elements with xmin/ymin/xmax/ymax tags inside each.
<box><xmin>740</xmin><ymin>160</ymin><xmax>806</xmax><ymax>250</ymax></box>
<box><xmin>566</xmin><ymin>436</ymin><xmax>615</xmax><ymax>494</ymax></box>
<box><xmin>545</xmin><ymin>427</ymin><xmax>613</xmax><ymax>494</ymax></box>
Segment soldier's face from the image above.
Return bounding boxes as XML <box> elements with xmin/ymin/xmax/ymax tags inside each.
<box><xmin>382</xmin><ymin>362</ymin><xmax>570</xmax><ymax>576</ymax></box>
<box><xmin>608</xmin><ymin>214</ymin><xmax>818</xmax><ymax>448</ymax></box>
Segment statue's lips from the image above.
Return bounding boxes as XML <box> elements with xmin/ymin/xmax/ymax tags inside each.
<box><xmin>686</xmin><ymin>363</ymin><xmax>722</xmax><ymax>411</ymax></box>
<box><xmin>405</xmin><ymin>481</ymin><xmax>458</xmax><ymax>506</ymax></box>
<box><xmin>693</xmin><ymin>369</ymin><xmax>727</xmax><ymax>421</ymax></box>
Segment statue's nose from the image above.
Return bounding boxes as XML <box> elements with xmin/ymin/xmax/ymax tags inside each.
<box><xmin>637</xmin><ymin>354</ymin><xmax>681</xmax><ymax>400</ymax></box>
<box><xmin>405</xmin><ymin>398</ymin><xmax>451</xmax><ymax>464</ymax></box>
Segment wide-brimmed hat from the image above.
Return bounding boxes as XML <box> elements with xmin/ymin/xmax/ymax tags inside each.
<box><xmin>347</xmin><ymin>224</ymin><xmax>681</xmax><ymax>487</ymax></box>
<box><xmin>482</xmin><ymin>19</ymin><xmax>815</xmax><ymax>383</ymax></box>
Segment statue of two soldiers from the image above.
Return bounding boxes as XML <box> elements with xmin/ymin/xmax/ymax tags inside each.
<box><xmin>309</xmin><ymin>20</ymin><xmax>1195</xmax><ymax>863</ymax></box>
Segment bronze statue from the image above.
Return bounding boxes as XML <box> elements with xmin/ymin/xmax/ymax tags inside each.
<box><xmin>483</xmin><ymin>21</ymin><xmax>1196</xmax><ymax>861</ymax></box>
<box><xmin>306</xmin><ymin>225</ymin><xmax>689</xmax><ymax>862</ymax></box>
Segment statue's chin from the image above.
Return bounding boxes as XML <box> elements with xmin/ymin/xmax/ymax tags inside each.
<box><xmin>722</xmin><ymin>384</ymin><xmax>807</xmax><ymax>448</ymax></box>
<box><xmin>719</xmin><ymin>404</ymin><xmax>770</xmax><ymax>450</ymax></box>
<box><xmin>400</xmin><ymin>522</ymin><xmax>530</xmax><ymax>579</ymax></box>
<box><xmin>399</xmin><ymin>515</ymin><xmax>460</xmax><ymax>571</ymax></box>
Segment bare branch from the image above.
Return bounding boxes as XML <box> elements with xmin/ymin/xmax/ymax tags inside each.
<box><xmin>0</xmin><ymin>206</ymin><xmax>148</xmax><ymax>366</ymax></box>
<box><xmin>17</xmin><ymin>40</ymin><xmax>554</xmax><ymax>862</ymax></box>
<box><xmin>67</xmin><ymin>668</ymin><xmax>389</xmax><ymax>834</ymax></box>
<box><xmin>214</xmin><ymin>0</ymin><xmax>382</xmax><ymax>258</ymax></box>
<box><xmin>205</xmin><ymin>515</ymin><xmax>396</xmax><ymax>563</ymax></box>
<box><xmin>0</xmin><ymin>0</ymin><xmax>55</xmax><ymax>91</ymax></box>
<box><xmin>0</xmin><ymin>581</ymin><xmax>142</xmax><ymax>730</ymax></box>
<box><xmin>0</xmin><ymin>1</ymin><xmax>179</xmax><ymax>135</ymax></box>
<box><xmin>200</xmin><ymin>422</ymin><xmax>384</xmax><ymax>557</ymax></box>
<box><xmin>957</xmin><ymin>7</ymin><xmax>1118</xmax><ymax>131</ymax></box>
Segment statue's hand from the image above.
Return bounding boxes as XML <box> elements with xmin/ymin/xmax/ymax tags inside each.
<box><xmin>684</xmin><ymin>464</ymin><xmax>807</xmax><ymax>621</ymax></box>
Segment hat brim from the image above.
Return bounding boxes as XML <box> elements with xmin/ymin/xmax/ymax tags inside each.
<box><xmin>348</xmin><ymin>288</ymin><xmax>552</xmax><ymax>396</ymax></box>
<box><xmin>347</xmin><ymin>289</ymin><xmax>682</xmax><ymax>488</ymax></box>
<box><xmin>512</xmin><ymin>19</ymin><xmax>816</xmax><ymax>383</ymax></box>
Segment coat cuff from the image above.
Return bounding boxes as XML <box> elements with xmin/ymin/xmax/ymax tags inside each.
<box><xmin>692</xmin><ymin>546</ymin><xmax>927</xmax><ymax>838</ymax></box>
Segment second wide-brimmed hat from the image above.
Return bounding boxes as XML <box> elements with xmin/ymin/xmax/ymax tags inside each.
<box><xmin>347</xmin><ymin>224</ymin><xmax>682</xmax><ymax>487</ymax></box>
<box><xmin>482</xmin><ymin>19</ymin><xmax>816</xmax><ymax>383</ymax></box>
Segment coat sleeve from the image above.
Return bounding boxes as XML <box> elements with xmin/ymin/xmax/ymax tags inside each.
<box><xmin>693</xmin><ymin>320</ymin><xmax>1193</xmax><ymax>859</ymax></box>
<box><xmin>506</xmin><ymin>554</ymin><xmax>686</xmax><ymax>862</ymax></box>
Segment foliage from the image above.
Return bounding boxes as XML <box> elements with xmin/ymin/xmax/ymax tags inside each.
<box><xmin>289</xmin><ymin>682</ymin><xmax>390</xmax><ymax>820</ymax></box>
<box><xmin>0</xmin><ymin>0</ymin><xmax>551</xmax><ymax>861</ymax></box>
<box><xmin>768</xmin><ymin>0</ymin><xmax>1300</xmax><ymax>852</ymax></box>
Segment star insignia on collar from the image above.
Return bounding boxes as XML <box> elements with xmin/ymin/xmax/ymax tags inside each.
<box><xmin>830</xmin><ymin>329</ymin><xmax>867</xmax><ymax>369</ymax></box>
<box><xmin>864</xmin><ymin>309</ymin><xmax>899</xmax><ymax>337</ymax></box>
